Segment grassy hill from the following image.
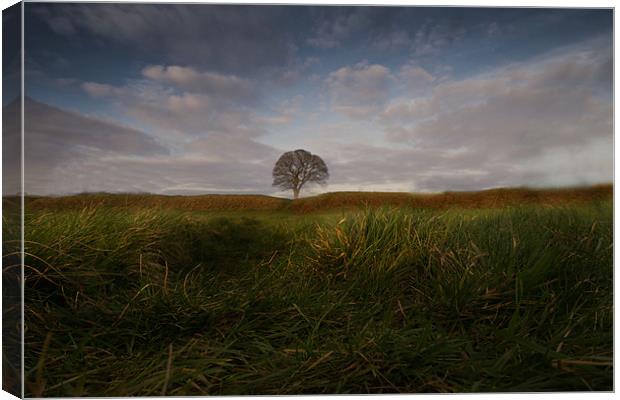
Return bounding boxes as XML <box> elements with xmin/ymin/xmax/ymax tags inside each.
<box><xmin>6</xmin><ymin>184</ymin><xmax>612</xmax><ymax>395</ymax></box>
<box><xmin>22</xmin><ymin>184</ymin><xmax>613</xmax><ymax>212</ymax></box>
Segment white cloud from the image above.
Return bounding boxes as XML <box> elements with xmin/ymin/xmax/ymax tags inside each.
<box><xmin>325</xmin><ymin>61</ymin><xmax>393</xmax><ymax>117</ymax></box>
<box><xmin>399</xmin><ymin>64</ymin><xmax>434</xmax><ymax>83</ymax></box>
<box><xmin>4</xmin><ymin>97</ymin><xmax>286</xmax><ymax>196</ymax></box>
<box><xmin>259</xmin><ymin>95</ymin><xmax>306</xmax><ymax>126</ymax></box>
<box><xmin>380</xmin><ymin>97</ymin><xmax>435</xmax><ymax>124</ymax></box>
<box><xmin>81</xmin><ymin>73</ymin><xmax>268</xmax><ymax>142</ymax></box>
<box><xmin>384</xmin><ymin>41</ymin><xmax>612</xmax><ymax>151</ymax></box>
<box><xmin>281</xmin><ymin>38</ymin><xmax>613</xmax><ymax>193</ymax></box>
<box><xmin>183</xmin><ymin>135</ymin><xmax>280</xmax><ymax>163</ymax></box>
<box><xmin>377</xmin><ymin>39</ymin><xmax>612</xmax><ymax>188</ymax></box>
<box><xmin>397</xmin><ymin>63</ymin><xmax>436</xmax><ymax>95</ymax></box>
<box><xmin>24</xmin><ymin>7</ymin><xmax>613</xmax><ymax>196</ymax></box>
<box><xmin>4</xmin><ymin>98</ymin><xmax>171</xmax><ymax>195</ymax></box>
<box><xmin>165</xmin><ymin>93</ymin><xmax>210</xmax><ymax>112</ymax></box>
<box><xmin>47</xmin><ymin>154</ymin><xmax>279</xmax><ymax>196</ymax></box>
<box><xmin>81</xmin><ymin>82</ymin><xmax>124</xmax><ymax>97</ymax></box>
<box><xmin>141</xmin><ymin>65</ymin><xmax>257</xmax><ymax>102</ymax></box>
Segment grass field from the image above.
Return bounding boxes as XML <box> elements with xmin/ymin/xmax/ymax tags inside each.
<box><xmin>6</xmin><ymin>186</ymin><xmax>613</xmax><ymax>395</ymax></box>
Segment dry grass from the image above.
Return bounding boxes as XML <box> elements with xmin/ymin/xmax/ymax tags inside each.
<box><xmin>26</xmin><ymin>193</ymin><xmax>288</xmax><ymax>211</ymax></box>
<box><xmin>24</xmin><ymin>184</ymin><xmax>612</xmax><ymax>213</ymax></box>
<box><xmin>291</xmin><ymin>185</ymin><xmax>612</xmax><ymax>212</ymax></box>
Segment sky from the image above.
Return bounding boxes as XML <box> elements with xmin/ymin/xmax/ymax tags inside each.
<box><xmin>5</xmin><ymin>4</ymin><xmax>613</xmax><ymax>196</ymax></box>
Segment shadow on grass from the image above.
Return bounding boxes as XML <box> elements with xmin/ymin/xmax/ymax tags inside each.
<box><xmin>178</xmin><ymin>216</ymin><xmax>289</xmax><ymax>274</ymax></box>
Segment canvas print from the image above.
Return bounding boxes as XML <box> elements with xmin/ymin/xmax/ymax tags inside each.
<box><xmin>2</xmin><ymin>3</ymin><xmax>23</xmax><ymax>397</ymax></box>
<box><xmin>2</xmin><ymin>2</ymin><xmax>614</xmax><ymax>396</ymax></box>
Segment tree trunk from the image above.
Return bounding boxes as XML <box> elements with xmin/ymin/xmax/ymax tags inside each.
<box><xmin>293</xmin><ymin>187</ymin><xmax>300</xmax><ymax>199</ymax></box>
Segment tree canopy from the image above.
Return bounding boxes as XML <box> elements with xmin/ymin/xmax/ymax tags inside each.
<box><xmin>272</xmin><ymin>149</ymin><xmax>328</xmax><ymax>199</ymax></box>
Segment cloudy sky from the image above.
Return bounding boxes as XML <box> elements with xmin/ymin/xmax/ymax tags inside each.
<box><xmin>8</xmin><ymin>4</ymin><xmax>613</xmax><ymax>196</ymax></box>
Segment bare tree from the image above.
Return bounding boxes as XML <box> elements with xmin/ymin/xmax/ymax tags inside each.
<box><xmin>272</xmin><ymin>149</ymin><xmax>329</xmax><ymax>199</ymax></box>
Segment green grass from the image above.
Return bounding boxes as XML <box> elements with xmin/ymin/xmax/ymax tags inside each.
<box><xmin>14</xmin><ymin>200</ymin><xmax>613</xmax><ymax>395</ymax></box>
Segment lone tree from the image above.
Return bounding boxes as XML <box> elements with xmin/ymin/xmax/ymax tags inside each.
<box><xmin>272</xmin><ymin>149</ymin><xmax>329</xmax><ymax>199</ymax></box>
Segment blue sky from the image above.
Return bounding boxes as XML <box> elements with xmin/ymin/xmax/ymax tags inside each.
<box><xmin>11</xmin><ymin>4</ymin><xmax>613</xmax><ymax>196</ymax></box>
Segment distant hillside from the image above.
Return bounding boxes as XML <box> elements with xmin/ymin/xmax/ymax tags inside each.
<box><xmin>290</xmin><ymin>185</ymin><xmax>613</xmax><ymax>212</ymax></box>
<box><xmin>21</xmin><ymin>184</ymin><xmax>612</xmax><ymax>212</ymax></box>
<box><xmin>24</xmin><ymin>193</ymin><xmax>288</xmax><ymax>212</ymax></box>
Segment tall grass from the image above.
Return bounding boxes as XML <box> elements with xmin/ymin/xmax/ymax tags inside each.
<box><xmin>16</xmin><ymin>201</ymin><xmax>612</xmax><ymax>395</ymax></box>
<box><xmin>2</xmin><ymin>198</ymin><xmax>22</xmax><ymax>394</ymax></box>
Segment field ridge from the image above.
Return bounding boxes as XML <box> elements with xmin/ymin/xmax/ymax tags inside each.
<box><xmin>21</xmin><ymin>184</ymin><xmax>613</xmax><ymax>212</ymax></box>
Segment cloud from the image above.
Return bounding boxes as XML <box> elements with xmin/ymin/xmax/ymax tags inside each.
<box><xmin>296</xmin><ymin>136</ymin><xmax>609</xmax><ymax>194</ymax></box>
<box><xmin>120</xmin><ymin>90</ymin><xmax>266</xmax><ymax>140</ymax></box>
<box><xmin>372</xmin><ymin>30</ymin><xmax>411</xmax><ymax>50</ymax></box>
<box><xmin>376</xmin><ymin>38</ymin><xmax>612</xmax><ymax>188</ymax></box>
<box><xmin>141</xmin><ymin>65</ymin><xmax>257</xmax><ymax>102</ymax></box>
<box><xmin>306</xmin><ymin>8</ymin><xmax>373</xmax><ymax>48</ymax></box>
<box><xmin>412</xmin><ymin>21</ymin><xmax>467</xmax><ymax>56</ymax></box>
<box><xmin>397</xmin><ymin>63</ymin><xmax>436</xmax><ymax>95</ymax></box>
<box><xmin>280</xmin><ymin>39</ymin><xmax>612</xmax><ymax>194</ymax></box>
<box><xmin>270</xmin><ymin>57</ymin><xmax>321</xmax><ymax>86</ymax></box>
<box><xmin>260</xmin><ymin>95</ymin><xmax>305</xmax><ymax>126</ymax></box>
<box><xmin>183</xmin><ymin>135</ymin><xmax>280</xmax><ymax>163</ymax></box>
<box><xmin>81</xmin><ymin>71</ymin><xmax>269</xmax><ymax>141</ymax></box>
<box><xmin>81</xmin><ymin>82</ymin><xmax>124</xmax><ymax>97</ymax></box>
<box><xmin>21</xmin><ymin>6</ymin><xmax>613</xmax><ymax>196</ymax></box>
<box><xmin>380</xmin><ymin>98</ymin><xmax>434</xmax><ymax>124</ymax></box>
<box><xmin>294</xmin><ymin>140</ymin><xmax>511</xmax><ymax>194</ymax></box>
<box><xmin>3</xmin><ymin>97</ymin><xmax>170</xmax><ymax>195</ymax></box>
<box><xmin>60</xmin><ymin>140</ymin><xmax>282</xmax><ymax>196</ymax></box>
<box><xmin>305</xmin><ymin>7</ymin><xmax>420</xmax><ymax>51</ymax></box>
<box><xmin>325</xmin><ymin>61</ymin><xmax>393</xmax><ymax>117</ymax></box>
<box><xmin>3</xmin><ymin>97</ymin><xmax>286</xmax><ymax>196</ymax></box>
<box><xmin>384</xmin><ymin>40</ymin><xmax>612</xmax><ymax>150</ymax></box>
<box><xmin>399</xmin><ymin>64</ymin><xmax>435</xmax><ymax>84</ymax></box>
<box><xmin>31</xmin><ymin>4</ymin><xmax>297</xmax><ymax>76</ymax></box>
<box><xmin>72</xmin><ymin>64</ymin><xmax>304</xmax><ymax>196</ymax></box>
<box><xmin>78</xmin><ymin>134</ymin><xmax>281</xmax><ymax>195</ymax></box>
<box><xmin>22</xmin><ymin>97</ymin><xmax>167</xmax><ymax>157</ymax></box>
<box><xmin>44</xmin><ymin>154</ymin><xmax>279</xmax><ymax>196</ymax></box>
